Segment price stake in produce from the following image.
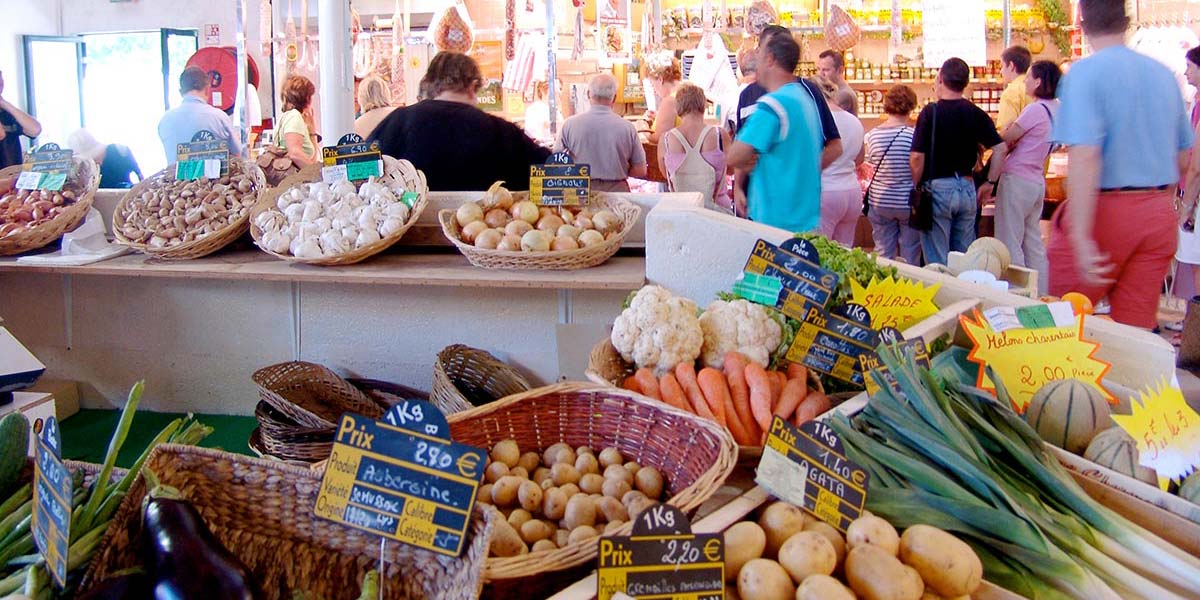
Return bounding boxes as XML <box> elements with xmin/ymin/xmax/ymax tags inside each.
<box><xmin>736</xmin><ymin>238</ymin><xmax>840</xmax><ymax>320</ymax></box>
<box><xmin>1111</xmin><ymin>378</ymin><xmax>1200</xmax><ymax>491</ymax></box>
<box><xmin>861</xmin><ymin>334</ymin><xmax>929</xmax><ymax>398</ymax></box>
<box><xmin>596</xmin><ymin>503</ymin><xmax>724</xmax><ymax>600</ymax></box>
<box><xmin>32</xmin><ymin>417</ymin><xmax>71</xmax><ymax>588</ymax></box>
<box><xmin>786</xmin><ymin>303</ymin><xmax>879</xmax><ymax>386</ymax></box>
<box><xmin>756</xmin><ymin>418</ymin><xmax>869</xmax><ymax>533</ymax></box>
<box><xmin>17</xmin><ymin>144</ymin><xmax>73</xmax><ymax>191</ymax></box>
<box><xmin>530</xmin><ymin>151</ymin><xmax>590</xmax><ymax>206</ymax></box>
<box><xmin>850</xmin><ymin>276</ymin><xmax>940</xmax><ymax>331</ymax></box>
<box><xmin>313</xmin><ymin>400</ymin><xmax>486</xmax><ymax>556</ymax></box>
<box><xmin>960</xmin><ymin>310</ymin><xmax>1113</xmax><ymax>414</ymax></box>
<box><xmin>175</xmin><ymin>130</ymin><xmax>229</xmax><ymax>180</ymax></box>
<box><xmin>321</xmin><ymin>133</ymin><xmax>384</xmax><ymax>183</ymax></box>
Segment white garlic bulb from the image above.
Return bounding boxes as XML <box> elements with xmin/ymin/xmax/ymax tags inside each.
<box><xmin>355</xmin><ymin>228</ymin><xmax>381</xmax><ymax>248</ymax></box>
<box><xmin>264</xmin><ymin>231</ymin><xmax>291</xmax><ymax>254</ymax></box>
<box><xmin>379</xmin><ymin>217</ymin><xmax>405</xmax><ymax>238</ymax></box>
<box><xmin>295</xmin><ymin>239</ymin><xmax>322</xmax><ymax>258</ymax></box>
<box><xmin>384</xmin><ymin>202</ymin><xmax>410</xmax><ymax>221</ymax></box>
<box><xmin>283</xmin><ymin>203</ymin><xmax>305</xmax><ymax>223</ymax></box>
<box><xmin>301</xmin><ymin>201</ymin><xmax>322</xmax><ymax>222</ymax></box>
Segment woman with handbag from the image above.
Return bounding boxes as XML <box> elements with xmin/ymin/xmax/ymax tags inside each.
<box><xmin>864</xmin><ymin>85</ymin><xmax>921</xmax><ymax>264</ymax></box>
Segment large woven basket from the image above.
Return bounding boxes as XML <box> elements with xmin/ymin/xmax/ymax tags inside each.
<box><xmin>112</xmin><ymin>158</ymin><xmax>268</xmax><ymax>259</ymax></box>
<box><xmin>252</xmin><ymin>361</ymin><xmax>386</xmax><ymax>430</ymax></box>
<box><xmin>81</xmin><ymin>445</ymin><xmax>495</xmax><ymax>600</ymax></box>
<box><xmin>249</xmin><ymin>156</ymin><xmax>428</xmax><ymax>266</ymax></box>
<box><xmin>445</xmin><ymin>382</ymin><xmax>737</xmax><ymax>589</ymax></box>
<box><xmin>0</xmin><ymin>156</ymin><xmax>100</xmax><ymax>256</ymax></box>
<box><xmin>438</xmin><ymin>192</ymin><xmax>640</xmax><ymax>270</ymax></box>
<box><xmin>432</xmin><ymin>344</ymin><xmax>533</xmax><ymax>415</ymax></box>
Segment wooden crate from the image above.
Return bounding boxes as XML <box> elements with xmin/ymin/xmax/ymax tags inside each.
<box><xmin>947</xmin><ymin>251</ymin><xmax>1039</xmax><ymax>299</ymax></box>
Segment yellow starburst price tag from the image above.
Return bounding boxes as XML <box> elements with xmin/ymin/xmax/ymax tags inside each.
<box><xmin>1111</xmin><ymin>379</ymin><xmax>1200</xmax><ymax>490</ymax></box>
<box><xmin>850</xmin><ymin>276</ymin><xmax>940</xmax><ymax>331</ymax></box>
<box><xmin>960</xmin><ymin>311</ymin><xmax>1112</xmax><ymax>413</ymax></box>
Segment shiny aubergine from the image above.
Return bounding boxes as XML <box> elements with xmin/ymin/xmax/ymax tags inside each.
<box><xmin>142</xmin><ymin>497</ymin><xmax>264</xmax><ymax>600</ymax></box>
<box><xmin>77</xmin><ymin>573</ymin><xmax>153</xmax><ymax>600</ymax></box>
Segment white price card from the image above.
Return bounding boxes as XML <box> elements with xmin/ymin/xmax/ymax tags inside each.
<box><xmin>321</xmin><ymin>164</ymin><xmax>348</xmax><ymax>184</ymax></box>
<box><xmin>15</xmin><ymin>171</ymin><xmax>44</xmax><ymax>190</ymax></box>
<box><xmin>203</xmin><ymin>159</ymin><xmax>221</xmax><ymax>180</ymax></box>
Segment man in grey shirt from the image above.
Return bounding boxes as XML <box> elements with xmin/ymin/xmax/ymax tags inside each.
<box><xmin>556</xmin><ymin>74</ymin><xmax>647</xmax><ymax>192</ymax></box>
<box><xmin>157</xmin><ymin>66</ymin><xmax>243</xmax><ymax>163</ymax></box>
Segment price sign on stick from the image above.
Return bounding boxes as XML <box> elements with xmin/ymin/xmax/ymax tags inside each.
<box><xmin>32</xmin><ymin>417</ymin><xmax>71</xmax><ymax>588</ymax></box>
<box><xmin>596</xmin><ymin>503</ymin><xmax>724</xmax><ymax>600</ymax></box>
<box><xmin>175</xmin><ymin>130</ymin><xmax>229</xmax><ymax>180</ymax></box>
<box><xmin>757</xmin><ymin>419</ymin><xmax>869</xmax><ymax>533</ymax></box>
<box><xmin>20</xmin><ymin>144</ymin><xmax>73</xmax><ymax>191</ymax></box>
<box><xmin>321</xmin><ymin>133</ymin><xmax>383</xmax><ymax>183</ymax></box>
<box><xmin>530</xmin><ymin>151</ymin><xmax>590</xmax><ymax>206</ymax></box>
<box><xmin>960</xmin><ymin>310</ymin><xmax>1113</xmax><ymax>413</ymax></box>
<box><xmin>739</xmin><ymin>238</ymin><xmax>840</xmax><ymax>319</ymax></box>
<box><xmin>785</xmin><ymin>303</ymin><xmax>880</xmax><ymax>386</ymax></box>
<box><xmin>313</xmin><ymin>400</ymin><xmax>486</xmax><ymax>556</ymax></box>
<box><xmin>850</xmin><ymin>276</ymin><xmax>941</xmax><ymax>331</ymax></box>
<box><xmin>1111</xmin><ymin>378</ymin><xmax>1200</xmax><ymax>491</ymax></box>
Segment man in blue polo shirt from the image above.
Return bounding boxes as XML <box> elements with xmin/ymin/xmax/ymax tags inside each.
<box><xmin>728</xmin><ymin>32</ymin><xmax>824</xmax><ymax>233</ymax></box>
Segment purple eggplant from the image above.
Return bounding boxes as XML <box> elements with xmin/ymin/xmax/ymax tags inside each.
<box><xmin>141</xmin><ymin>497</ymin><xmax>264</xmax><ymax>600</ymax></box>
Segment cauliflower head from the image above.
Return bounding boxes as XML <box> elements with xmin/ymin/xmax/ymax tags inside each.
<box><xmin>698</xmin><ymin>299</ymin><xmax>783</xmax><ymax>368</ymax></box>
<box><xmin>611</xmin><ymin>285</ymin><xmax>703</xmax><ymax>374</ymax></box>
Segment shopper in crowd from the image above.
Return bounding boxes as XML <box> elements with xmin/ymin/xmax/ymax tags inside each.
<box><xmin>722</xmin><ymin>48</ymin><xmax>757</xmax><ymax>135</ymax></box>
<box><xmin>813</xmin><ymin>76</ymin><xmax>864</xmax><ymax>245</ymax></box>
<box><xmin>911</xmin><ymin>57</ymin><xmax>1007</xmax><ymax>265</ymax></box>
<box><xmin>987</xmin><ymin>61</ymin><xmax>1060</xmax><ymax>294</ymax></box>
<box><xmin>557</xmin><ymin>73</ymin><xmax>647</xmax><ymax>192</ymax></box>
<box><xmin>67</xmin><ymin>129</ymin><xmax>142</xmax><ymax>189</ymax></box>
<box><xmin>659</xmin><ymin>83</ymin><xmax>731</xmax><ymax>212</ymax></box>
<box><xmin>864</xmin><ymin>85</ymin><xmax>921</xmax><ymax>264</ymax></box>
<box><xmin>0</xmin><ymin>70</ymin><xmax>41</xmax><ymax>170</ymax></box>
<box><xmin>369</xmin><ymin>51</ymin><xmax>551</xmax><ymax>191</ymax></box>
<box><xmin>733</xmin><ymin>25</ymin><xmax>842</xmax><ymax>217</ymax></box>
<box><xmin>997</xmin><ymin>45</ymin><xmax>1033</xmax><ymax>133</ymax></box>
<box><xmin>353</xmin><ymin>76</ymin><xmax>395</xmax><ymax>140</ymax></box>
<box><xmin>645</xmin><ymin>58</ymin><xmax>682</xmax><ymax>144</ymax></box>
<box><xmin>1174</xmin><ymin>46</ymin><xmax>1200</xmax><ymax>322</ymax></box>
<box><xmin>1048</xmin><ymin>0</ymin><xmax>1193</xmax><ymax>329</ymax></box>
<box><xmin>276</xmin><ymin>75</ymin><xmax>321</xmax><ymax>167</ymax></box>
<box><xmin>817</xmin><ymin>50</ymin><xmax>857</xmax><ymax>116</ymax></box>
<box><xmin>157</xmin><ymin>66</ymin><xmax>242</xmax><ymax>163</ymax></box>
<box><xmin>728</xmin><ymin>31</ymin><xmax>824</xmax><ymax>232</ymax></box>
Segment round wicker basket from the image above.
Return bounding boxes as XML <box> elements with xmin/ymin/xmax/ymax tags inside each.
<box><xmin>0</xmin><ymin>157</ymin><xmax>100</xmax><ymax>256</ymax></box>
<box><xmin>439</xmin><ymin>192</ymin><xmax>640</xmax><ymax>270</ymax></box>
<box><xmin>249</xmin><ymin>156</ymin><xmax>428</xmax><ymax>266</ymax></box>
<box><xmin>431</xmin><ymin>344</ymin><xmax>532</xmax><ymax>415</ymax></box>
<box><xmin>251</xmin><ymin>361</ymin><xmax>386</xmax><ymax>430</ymax></box>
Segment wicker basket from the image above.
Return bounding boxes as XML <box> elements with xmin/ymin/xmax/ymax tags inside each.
<box><xmin>432</xmin><ymin>344</ymin><xmax>533</xmax><ymax>415</ymax></box>
<box><xmin>445</xmin><ymin>382</ymin><xmax>737</xmax><ymax>585</ymax></box>
<box><xmin>252</xmin><ymin>361</ymin><xmax>386</xmax><ymax>430</ymax></box>
<box><xmin>111</xmin><ymin>158</ymin><xmax>268</xmax><ymax>260</ymax></box>
<box><xmin>81</xmin><ymin>445</ymin><xmax>494</xmax><ymax>600</ymax></box>
<box><xmin>0</xmin><ymin>157</ymin><xmax>100</xmax><ymax>256</ymax></box>
<box><xmin>439</xmin><ymin>192</ymin><xmax>640</xmax><ymax>270</ymax></box>
<box><xmin>249</xmin><ymin>156</ymin><xmax>429</xmax><ymax>266</ymax></box>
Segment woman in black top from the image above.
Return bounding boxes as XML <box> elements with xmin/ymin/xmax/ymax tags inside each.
<box><xmin>67</xmin><ymin>128</ymin><xmax>143</xmax><ymax>189</ymax></box>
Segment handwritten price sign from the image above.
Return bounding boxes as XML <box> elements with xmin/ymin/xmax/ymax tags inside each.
<box><xmin>960</xmin><ymin>311</ymin><xmax>1112</xmax><ymax>413</ymax></box>
<box><xmin>1111</xmin><ymin>379</ymin><xmax>1200</xmax><ymax>490</ymax></box>
<box><xmin>849</xmin><ymin>276</ymin><xmax>940</xmax><ymax>331</ymax></box>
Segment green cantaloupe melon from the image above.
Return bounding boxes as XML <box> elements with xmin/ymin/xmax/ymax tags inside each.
<box><xmin>958</xmin><ymin>247</ymin><xmax>1005</xmax><ymax>278</ymax></box>
<box><xmin>925</xmin><ymin>263</ymin><xmax>954</xmax><ymax>275</ymax></box>
<box><xmin>968</xmin><ymin>237</ymin><xmax>1012</xmax><ymax>271</ymax></box>
<box><xmin>1024</xmin><ymin>379</ymin><xmax>1112</xmax><ymax>454</ymax></box>
<box><xmin>1181</xmin><ymin>471</ymin><xmax>1200</xmax><ymax>505</ymax></box>
<box><xmin>1084</xmin><ymin>427</ymin><xmax>1159</xmax><ymax>486</ymax></box>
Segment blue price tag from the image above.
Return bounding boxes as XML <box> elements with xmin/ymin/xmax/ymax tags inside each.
<box><xmin>32</xmin><ymin>417</ymin><xmax>71</xmax><ymax>588</ymax></box>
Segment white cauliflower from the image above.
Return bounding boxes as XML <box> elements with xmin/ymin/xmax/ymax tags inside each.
<box><xmin>698</xmin><ymin>299</ymin><xmax>783</xmax><ymax>369</ymax></box>
<box><xmin>611</xmin><ymin>285</ymin><xmax>703</xmax><ymax>374</ymax></box>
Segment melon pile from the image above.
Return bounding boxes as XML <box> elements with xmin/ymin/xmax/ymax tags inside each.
<box><xmin>926</xmin><ymin>237</ymin><xmax>1011</xmax><ymax>280</ymax></box>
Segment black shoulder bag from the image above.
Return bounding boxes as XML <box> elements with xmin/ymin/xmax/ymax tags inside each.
<box><xmin>910</xmin><ymin>104</ymin><xmax>937</xmax><ymax>231</ymax></box>
<box><xmin>862</xmin><ymin>128</ymin><xmax>905</xmax><ymax>216</ymax></box>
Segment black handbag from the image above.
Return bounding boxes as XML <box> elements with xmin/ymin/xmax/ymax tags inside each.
<box><xmin>862</xmin><ymin>128</ymin><xmax>906</xmax><ymax>216</ymax></box>
<box><xmin>910</xmin><ymin>104</ymin><xmax>937</xmax><ymax>231</ymax></box>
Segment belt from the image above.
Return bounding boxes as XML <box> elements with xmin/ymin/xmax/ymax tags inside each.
<box><xmin>1099</xmin><ymin>185</ymin><xmax>1170</xmax><ymax>192</ymax></box>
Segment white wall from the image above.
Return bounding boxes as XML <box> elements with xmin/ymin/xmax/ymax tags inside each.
<box><xmin>0</xmin><ymin>0</ymin><xmax>61</xmax><ymax>112</ymax></box>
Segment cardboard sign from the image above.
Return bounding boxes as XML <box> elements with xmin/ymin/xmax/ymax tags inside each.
<box><xmin>321</xmin><ymin>133</ymin><xmax>384</xmax><ymax>182</ymax></box>
<box><xmin>850</xmin><ymin>276</ymin><xmax>940</xmax><ymax>331</ymax></box>
<box><xmin>597</xmin><ymin>503</ymin><xmax>723</xmax><ymax>600</ymax></box>
<box><xmin>32</xmin><ymin>417</ymin><xmax>71</xmax><ymax>588</ymax></box>
<box><xmin>786</xmin><ymin>303</ymin><xmax>879</xmax><ymax>386</ymax></box>
<box><xmin>313</xmin><ymin>400</ymin><xmax>486</xmax><ymax>557</ymax></box>
<box><xmin>862</xmin><ymin>335</ymin><xmax>929</xmax><ymax>398</ymax></box>
<box><xmin>1111</xmin><ymin>378</ymin><xmax>1200</xmax><ymax>491</ymax></box>
<box><xmin>175</xmin><ymin>130</ymin><xmax>229</xmax><ymax>180</ymax></box>
<box><xmin>530</xmin><ymin>152</ymin><xmax>590</xmax><ymax>206</ymax></box>
<box><xmin>757</xmin><ymin>418</ymin><xmax>869</xmax><ymax>533</ymax></box>
<box><xmin>741</xmin><ymin>238</ymin><xmax>840</xmax><ymax>319</ymax></box>
<box><xmin>961</xmin><ymin>311</ymin><xmax>1112</xmax><ymax>414</ymax></box>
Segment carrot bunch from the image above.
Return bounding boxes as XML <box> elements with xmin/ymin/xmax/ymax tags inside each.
<box><xmin>622</xmin><ymin>351</ymin><xmax>830</xmax><ymax>446</ymax></box>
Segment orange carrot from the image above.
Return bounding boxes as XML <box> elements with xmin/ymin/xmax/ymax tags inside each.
<box><xmin>622</xmin><ymin>375</ymin><xmax>642</xmax><ymax>394</ymax></box>
<box><xmin>767</xmin><ymin>371</ymin><xmax>784</xmax><ymax>412</ymax></box>
<box><xmin>794</xmin><ymin>391</ymin><xmax>831</xmax><ymax>426</ymax></box>
<box><xmin>659</xmin><ymin>373</ymin><xmax>691</xmax><ymax>411</ymax></box>
<box><xmin>744</xmin><ymin>362</ymin><xmax>775</xmax><ymax>434</ymax></box>
<box><xmin>723</xmin><ymin>352</ymin><xmax>761</xmax><ymax>440</ymax></box>
<box><xmin>786</xmin><ymin>362</ymin><xmax>808</xmax><ymax>381</ymax></box>
<box><xmin>675</xmin><ymin>363</ymin><xmax>709</xmax><ymax>419</ymax></box>
<box><xmin>722</xmin><ymin>395</ymin><xmax>755</xmax><ymax>445</ymax></box>
<box><xmin>696</xmin><ymin>368</ymin><xmax>730</xmax><ymax>428</ymax></box>
<box><xmin>633</xmin><ymin>368</ymin><xmax>661</xmax><ymax>401</ymax></box>
<box><xmin>774</xmin><ymin>377</ymin><xmax>809</xmax><ymax>420</ymax></box>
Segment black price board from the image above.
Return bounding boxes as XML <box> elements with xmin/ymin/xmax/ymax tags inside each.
<box><xmin>530</xmin><ymin>151</ymin><xmax>590</xmax><ymax>206</ymax></box>
<box><xmin>862</xmin><ymin>336</ymin><xmax>931</xmax><ymax>397</ymax></box>
<box><xmin>785</xmin><ymin>303</ymin><xmax>879</xmax><ymax>386</ymax></box>
<box><xmin>740</xmin><ymin>238</ymin><xmax>839</xmax><ymax>319</ymax></box>
<box><xmin>313</xmin><ymin>400</ymin><xmax>486</xmax><ymax>557</ymax></box>
<box><xmin>756</xmin><ymin>418</ymin><xmax>869</xmax><ymax>533</ymax></box>
<box><xmin>17</xmin><ymin>144</ymin><xmax>73</xmax><ymax>191</ymax></box>
<box><xmin>175</xmin><ymin>130</ymin><xmax>229</xmax><ymax>179</ymax></box>
<box><xmin>32</xmin><ymin>417</ymin><xmax>71</xmax><ymax>588</ymax></box>
<box><xmin>597</xmin><ymin>503</ymin><xmax>724</xmax><ymax>600</ymax></box>
<box><xmin>321</xmin><ymin>133</ymin><xmax>383</xmax><ymax>181</ymax></box>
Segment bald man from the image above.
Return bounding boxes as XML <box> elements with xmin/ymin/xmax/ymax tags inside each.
<box><xmin>556</xmin><ymin>73</ymin><xmax>648</xmax><ymax>192</ymax></box>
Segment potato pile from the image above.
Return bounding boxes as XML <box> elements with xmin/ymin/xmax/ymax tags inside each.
<box><xmin>0</xmin><ymin>187</ymin><xmax>81</xmax><ymax>238</ymax></box>
<box><xmin>453</xmin><ymin>181</ymin><xmax>622</xmax><ymax>252</ymax></box>
<box><xmin>479</xmin><ymin>439</ymin><xmax>666</xmax><ymax>557</ymax></box>
<box><xmin>118</xmin><ymin>161</ymin><xmax>259</xmax><ymax>248</ymax></box>
<box><xmin>725</xmin><ymin>501</ymin><xmax>982</xmax><ymax>600</ymax></box>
